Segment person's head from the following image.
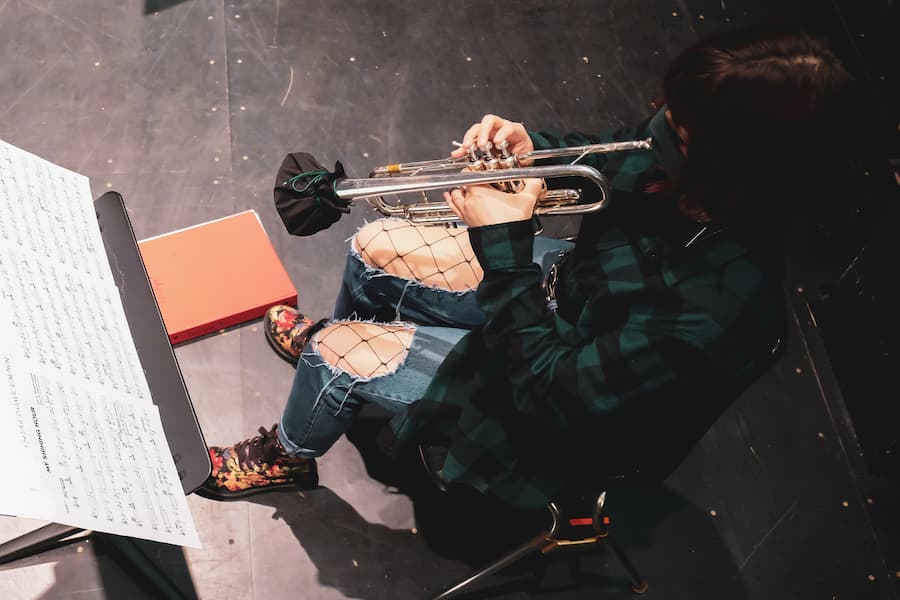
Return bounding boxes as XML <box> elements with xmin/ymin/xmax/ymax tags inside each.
<box><xmin>661</xmin><ymin>24</ymin><xmax>852</xmax><ymax>251</ymax></box>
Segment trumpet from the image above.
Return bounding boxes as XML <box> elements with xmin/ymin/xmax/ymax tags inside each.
<box><xmin>333</xmin><ymin>138</ymin><xmax>653</xmax><ymax>224</ymax></box>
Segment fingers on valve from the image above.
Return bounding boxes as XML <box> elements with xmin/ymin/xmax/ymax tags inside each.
<box><xmin>458</xmin><ymin>114</ymin><xmax>522</xmax><ymax>159</ymax></box>
<box><xmin>462</xmin><ymin>122</ymin><xmax>483</xmax><ymax>150</ymax></box>
<box><xmin>494</xmin><ymin>122</ymin><xmax>520</xmax><ymax>146</ymax></box>
<box><xmin>477</xmin><ymin>114</ymin><xmax>503</xmax><ymax>148</ymax></box>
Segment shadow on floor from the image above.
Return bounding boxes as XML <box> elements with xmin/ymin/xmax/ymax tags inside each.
<box><xmin>143</xmin><ymin>0</ymin><xmax>193</xmax><ymax>14</ymax></box>
<box><xmin>0</xmin><ymin>532</ymin><xmax>199</xmax><ymax>600</ymax></box>
<box><xmin>247</xmin><ymin>417</ymin><xmax>750</xmax><ymax>600</ymax></box>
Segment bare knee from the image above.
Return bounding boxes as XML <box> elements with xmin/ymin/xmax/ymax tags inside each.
<box><xmin>352</xmin><ymin>219</ymin><xmax>388</xmax><ymax>263</ymax></box>
<box><xmin>352</xmin><ymin>219</ymin><xmax>418</xmax><ymax>268</ymax></box>
<box><xmin>313</xmin><ymin>321</ymin><xmax>414</xmax><ymax>378</ymax></box>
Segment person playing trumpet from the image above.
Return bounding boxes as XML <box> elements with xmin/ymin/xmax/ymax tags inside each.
<box><xmin>197</xmin><ymin>25</ymin><xmax>851</xmax><ymax>505</ymax></box>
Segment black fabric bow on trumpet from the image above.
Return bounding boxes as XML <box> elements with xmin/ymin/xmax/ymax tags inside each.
<box><xmin>274</xmin><ymin>152</ymin><xmax>349</xmax><ymax>236</ymax></box>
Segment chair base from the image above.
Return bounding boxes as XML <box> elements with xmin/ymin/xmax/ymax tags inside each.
<box><xmin>431</xmin><ymin>492</ymin><xmax>647</xmax><ymax>599</ymax></box>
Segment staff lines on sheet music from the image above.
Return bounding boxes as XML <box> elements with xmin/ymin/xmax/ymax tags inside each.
<box><xmin>0</xmin><ymin>139</ymin><xmax>199</xmax><ymax>547</ymax></box>
<box><xmin>0</xmin><ymin>244</ymin><xmax>149</xmax><ymax>403</ymax></box>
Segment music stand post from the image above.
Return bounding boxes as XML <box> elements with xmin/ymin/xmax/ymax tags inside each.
<box><xmin>0</xmin><ymin>192</ymin><xmax>210</xmax><ymax>599</ymax></box>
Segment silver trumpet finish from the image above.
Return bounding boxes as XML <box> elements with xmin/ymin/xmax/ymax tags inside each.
<box><xmin>337</xmin><ymin>137</ymin><xmax>652</xmax><ymax>224</ymax></box>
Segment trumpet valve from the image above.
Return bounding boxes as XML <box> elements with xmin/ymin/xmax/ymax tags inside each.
<box><xmin>491</xmin><ymin>140</ymin><xmax>513</xmax><ymax>169</ymax></box>
<box><xmin>479</xmin><ymin>141</ymin><xmax>501</xmax><ymax>171</ymax></box>
<box><xmin>466</xmin><ymin>145</ymin><xmax>484</xmax><ymax>170</ymax></box>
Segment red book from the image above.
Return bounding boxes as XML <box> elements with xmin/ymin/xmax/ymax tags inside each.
<box><xmin>138</xmin><ymin>211</ymin><xmax>297</xmax><ymax>344</ymax></box>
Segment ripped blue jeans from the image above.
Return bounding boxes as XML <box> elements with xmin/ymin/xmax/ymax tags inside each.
<box><xmin>277</xmin><ymin>227</ymin><xmax>573</xmax><ymax>458</ymax></box>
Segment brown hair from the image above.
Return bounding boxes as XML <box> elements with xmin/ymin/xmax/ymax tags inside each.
<box><xmin>662</xmin><ymin>25</ymin><xmax>852</xmax><ymax>250</ymax></box>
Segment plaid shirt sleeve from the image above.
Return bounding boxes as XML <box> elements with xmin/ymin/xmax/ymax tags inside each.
<box><xmin>468</xmin><ymin>219</ymin><xmax>705</xmax><ymax>427</ymax></box>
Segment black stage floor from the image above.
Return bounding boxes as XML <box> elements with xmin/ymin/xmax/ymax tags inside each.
<box><xmin>0</xmin><ymin>1</ymin><xmax>897</xmax><ymax>599</ymax></box>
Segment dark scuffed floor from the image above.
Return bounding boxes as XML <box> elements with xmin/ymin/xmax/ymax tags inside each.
<box><xmin>0</xmin><ymin>1</ymin><xmax>897</xmax><ymax>599</ymax></box>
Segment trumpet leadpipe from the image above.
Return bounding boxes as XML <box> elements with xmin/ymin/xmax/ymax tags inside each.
<box><xmin>520</xmin><ymin>138</ymin><xmax>653</xmax><ymax>163</ymax></box>
<box><xmin>369</xmin><ymin>138</ymin><xmax>652</xmax><ymax>176</ymax></box>
<box><xmin>371</xmin><ymin>158</ymin><xmax>468</xmax><ymax>176</ymax></box>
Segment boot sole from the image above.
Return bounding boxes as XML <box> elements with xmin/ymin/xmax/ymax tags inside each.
<box><xmin>193</xmin><ymin>476</ymin><xmax>318</xmax><ymax>502</ymax></box>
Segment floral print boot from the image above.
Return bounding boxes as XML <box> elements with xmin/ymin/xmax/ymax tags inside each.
<box><xmin>264</xmin><ymin>305</ymin><xmax>325</xmax><ymax>366</ymax></box>
<box><xmin>195</xmin><ymin>424</ymin><xmax>318</xmax><ymax>501</ymax></box>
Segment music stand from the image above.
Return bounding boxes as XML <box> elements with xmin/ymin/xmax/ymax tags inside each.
<box><xmin>0</xmin><ymin>192</ymin><xmax>210</xmax><ymax>598</ymax></box>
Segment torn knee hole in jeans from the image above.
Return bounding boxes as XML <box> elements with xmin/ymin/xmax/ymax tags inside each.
<box><xmin>306</xmin><ymin>320</ymin><xmax>414</xmax><ymax>379</ymax></box>
<box><xmin>300</xmin><ymin>320</ymin><xmax>414</xmax><ymax>416</ymax></box>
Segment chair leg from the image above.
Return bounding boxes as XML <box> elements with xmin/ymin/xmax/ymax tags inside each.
<box><xmin>430</xmin><ymin>531</ymin><xmax>551</xmax><ymax>600</ymax></box>
<box><xmin>605</xmin><ymin>533</ymin><xmax>648</xmax><ymax>594</ymax></box>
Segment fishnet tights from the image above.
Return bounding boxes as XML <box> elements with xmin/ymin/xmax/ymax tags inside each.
<box><xmin>314</xmin><ymin>322</ymin><xmax>414</xmax><ymax>378</ymax></box>
<box><xmin>353</xmin><ymin>219</ymin><xmax>483</xmax><ymax>292</ymax></box>
<box><xmin>316</xmin><ymin>220</ymin><xmax>478</xmax><ymax>378</ymax></box>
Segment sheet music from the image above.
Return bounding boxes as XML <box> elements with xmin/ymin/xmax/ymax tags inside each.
<box><xmin>0</xmin><ymin>140</ymin><xmax>200</xmax><ymax>548</ymax></box>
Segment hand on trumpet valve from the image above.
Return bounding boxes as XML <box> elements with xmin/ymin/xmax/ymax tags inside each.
<box><xmin>450</xmin><ymin>114</ymin><xmax>534</xmax><ymax>165</ymax></box>
<box><xmin>444</xmin><ymin>178</ymin><xmax>544</xmax><ymax>228</ymax></box>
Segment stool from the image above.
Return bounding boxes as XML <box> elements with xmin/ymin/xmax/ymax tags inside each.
<box><xmin>421</xmin><ymin>447</ymin><xmax>648</xmax><ymax>599</ymax></box>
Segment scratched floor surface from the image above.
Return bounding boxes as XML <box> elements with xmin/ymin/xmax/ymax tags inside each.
<box><xmin>0</xmin><ymin>1</ymin><xmax>897</xmax><ymax>599</ymax></box>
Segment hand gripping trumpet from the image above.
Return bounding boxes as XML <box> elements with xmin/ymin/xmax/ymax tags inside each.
<box><xmin>335</xmin><ymin>138</ymin><xmax>653</xmax><ymax>225</ymax></box>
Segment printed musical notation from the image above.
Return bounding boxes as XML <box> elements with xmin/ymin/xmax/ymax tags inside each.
<box><xmin>0</xmin><ymin>140</ymin><xmax>199</xmax><ymax>548</ymax></box>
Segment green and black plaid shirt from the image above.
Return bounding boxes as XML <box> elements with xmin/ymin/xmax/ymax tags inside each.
<box><xmin>381</xmin><ymin>109</ymin><xmax>786</xmax><ymax>508</ymax></box>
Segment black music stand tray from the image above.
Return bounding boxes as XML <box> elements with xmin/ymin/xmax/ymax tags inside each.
<box><xmin>0</xmin><ymin>192</ymin><xmax>211</xmax><ymax>599</ymax></box>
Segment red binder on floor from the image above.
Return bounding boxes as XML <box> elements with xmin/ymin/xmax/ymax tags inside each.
<box><xmin>138</xmin><ymin>210</ymin><xmax>297</xmax><ymax>344</ymax></box>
